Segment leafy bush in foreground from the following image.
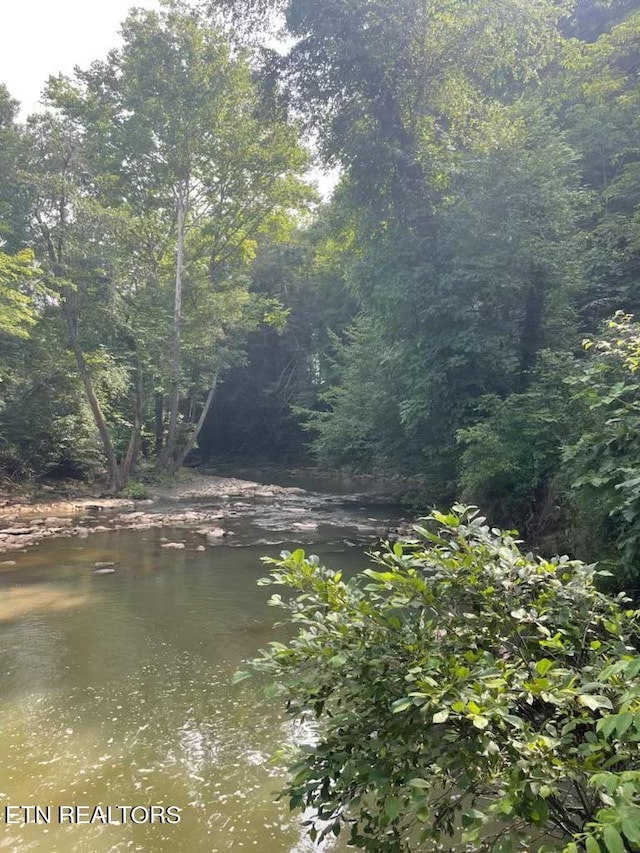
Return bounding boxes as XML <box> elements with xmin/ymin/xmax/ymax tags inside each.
<box><xmin>242</xmin><ymin>507</ymin><xmax>640</xmax><ymax>852</ymax></box>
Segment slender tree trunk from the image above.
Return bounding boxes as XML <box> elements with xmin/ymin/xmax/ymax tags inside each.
<box><xmin>119</xmin><ymin>348</ymin><xmax>145</xmax><ymax>484</ymax></box>
<box><xmin>154</xmin><ymin>391</ymin><xmax>164</xmax><ymax>456</ymax></box>
<box><xmin>62</xmin><ymin>295</ymin><xmax>122</xmax><ymax>492</ymax></box>
<box><xmin>160</xmin><ymin>186</ymin><xmax>187</xmax><ymax>469</ymax></box>
<box><xmin>174</xmin><ymin>374</ymin><xmax>218</xmax><ymax>471</ymax></box>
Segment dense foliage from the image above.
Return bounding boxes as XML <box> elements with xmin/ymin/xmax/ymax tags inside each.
<box><xmin>3</xmin><ymin>1</ymin><xmax>640</xmax><ymax>847</ymax></box>
<box><xmin>0</xmin><ymin>2</ymin><xmax>311</xmax><ymax>490</ymax></box>
<box><xmin>1</xmin><ymin>0</ymin><xmax>640</xmax><ymax>582</ymax></box>
<box><xmin>243</xmin><ymin>507</ymin><xmax>640</xmax><ymax>852</ymax></box>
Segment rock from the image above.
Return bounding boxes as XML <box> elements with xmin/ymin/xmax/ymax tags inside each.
<box><xmin>292</xmin><ymin>522</ymin><xmax>318</xmax><ymax>532</ymax></box>
<box><xmin>94</xmin><ymin>568</ymin><xmax>116</xmax><ymax>575</ymax></box>
<box><xmin>3</xmin><ymin>527</ymin><xmax>36</xmax><ymax>536</ymax></box>
<box><xmin>161</xmin><ymin>542</ymin><xmax>186</xmax><ymax>549</ymax></box>
<box><xmin>0</xmin><ymin>560</ymin><xmax>17</xmax><ymax>565</ymax></box>
<box><xmin>94</xmin><ymin>561</ymin><xmax>116</xmax><ymax>569</ymax></box>
<box><xmin>204</xmin><ymin>528</ymin><xmax>226</xmax><ymax>541</ymax></box>
<box><xmin>137</xmin><ymin>499</ymin><xmax>155</xmax><ymax>506</ymax></box>
<box><xmin>196</xmin><ymin>545</ymin><xmax>206</xmax><ymax>551</ymax></box>
<box><xmin>181</xmin><ymin>511</ymin><xmax>205</xmax><ymax>522</ymax></box>
<box><xmin>92</xmin><ymin>525</ymin><xmax>110</xmax><ymax>532</ymax></box>
<box><xmin>43</xmin><ymin>517</ymin><xmax>73</xmax><ymax>527</ymax></box>
<box><xmin>255</xmin><ymin>489</ymin><xmax>274</xmax><ymax>498</ymax></box>
<box><xmin>76</xmin><ymin>528</ymin><xmax>89</xmax><ymax>538</ymax></box>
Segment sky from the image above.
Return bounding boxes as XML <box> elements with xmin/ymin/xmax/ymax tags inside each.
<box><xmin>0</xmin><ymin>0</ymin><xmax>160</xmax><ymax>115</ymax></box>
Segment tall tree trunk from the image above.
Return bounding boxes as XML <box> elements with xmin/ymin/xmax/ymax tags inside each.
<box><xmin>119</xmin><ymin>346</ymin><xmax>145</xmax><ymax>485</ymax></box>
<box><xmin>40</xmin><ymin>213</ymin><xmax>126</xmax><ymax>493</ymax></box>
<box><xmin>62</xmin><ymin>295</ymin><xmax>122</xmax><ymax>492</ymax></box>
<box><xmin>160</xmin><ymin>186</ymin><xmax>186</xmax><ymax>469</ymax></box>
<box><xmin>154</xmin><ymin>391</ymin><xmax>164</xmax><ymax>456</ymax></box>
<box><xmin>174</xmin><ymin>374</ymin><xmax>218</xmax><ymax>471</ymax></box>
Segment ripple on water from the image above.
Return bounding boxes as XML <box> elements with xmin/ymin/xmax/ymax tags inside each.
<box><xmin>0</xmin><ymin>527</ymin><xmax>367</xmax><ymax>852</ymax></box>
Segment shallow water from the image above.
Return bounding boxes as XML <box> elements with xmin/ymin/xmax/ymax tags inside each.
<box><xmin>0</xmin><ymin>521</ymin><xmax>373</xmax><ymax>852</ymax></box>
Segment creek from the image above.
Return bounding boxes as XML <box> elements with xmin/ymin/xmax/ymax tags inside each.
<box><xmin>0</xmin><ymin>475</ymin><xmax>406</xmax><ymax>852</ymax></box>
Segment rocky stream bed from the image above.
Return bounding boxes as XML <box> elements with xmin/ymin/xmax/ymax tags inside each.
<box><xmin>0</xmin><ymin>471</ymin><xmax>412</xmax><ymax>562</ymax></box>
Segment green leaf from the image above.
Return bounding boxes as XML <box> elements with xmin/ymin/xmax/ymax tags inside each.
<box><xmin>597</xmin><ymin>715</ymin><xmax>618</xmax><ymax>740</ymax></box>
<box><xmin>384</xmin><ymin>797</ymin><xmax>401</xmax><ymax>821</ymax></box>
<box><xmin>263</xmin><ymin>682</ymin><xmax>280</xmax><ymax>699</ymax></box>
<box><xmin>603</xmin><ymin>825</ymin><xmax>625</xmax><ymax>853</ymax></box>
<box><xmin>579</xmin><ymin>694</ymin><xmax>614</xmax><ymax>712</ymax></box>
<box><xmin>472</xmin><ymin>715</ymin><xmax>489</xmax><ymax>729</ymax></box>
<box><xmin>622</xmin><ymin>818</ymin><xmax>640</xmax><ymax>845</ymax></box>
<box><xmin>392</xmin><ymin>698</ymin><xmax>413</xmax><ymax>713</ymax></box>
<box><xmin>536</xmin><ymin>658</ymin><xmax>554</xmax><ymax>676</ymax></box>
<box><xmin>416</xmin><ymin>806</ymin><xmax>430</xmax><ymax>822</ymax></box>
<box><xmin>231</xmin><ymin>670</ymin><xmax>251</xmax><ymax>684</ymax></box>
<box><xmin>615</xmin><ymin>712</ymin><xmax>634</xmax><ymax>738</ymax></box>
<box><xmin>530</xmin><ymin>798</ymin><xmax>549</xmax><ymax>825</ymax></box>
<box><xmin>585</xmin><ymin>837</ymin><xmax>601</xmax><ymax>853</ymax></box>
<box><xmin>433</xmin><ymin>710</ymin><xmax>449</xmax><ymax>724</ymax></box>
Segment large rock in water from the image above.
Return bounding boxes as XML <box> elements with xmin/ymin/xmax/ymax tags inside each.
<box><xmin>161</xmin><ymin>542</ymin><xmax>186</xmax><ymax>549</ymax></box>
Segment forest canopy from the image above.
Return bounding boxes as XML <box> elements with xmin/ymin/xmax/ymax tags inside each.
<box><xmin>1</xmin><ymin>0</ymin><xmax>639</xmax><ymax>578</ymax></box>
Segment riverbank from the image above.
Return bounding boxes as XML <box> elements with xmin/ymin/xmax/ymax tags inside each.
<box><xmin>0</xmin><ymin>469</ymin><xmax>410</xmax><ymax>557</ymax></box>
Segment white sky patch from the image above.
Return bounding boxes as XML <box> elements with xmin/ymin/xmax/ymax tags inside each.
<box><xmin>0</xmin><ymin>0</ymin><xmax>160</xmax><ymax>116</ymax></box>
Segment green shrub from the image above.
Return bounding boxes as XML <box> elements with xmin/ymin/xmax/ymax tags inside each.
<box><xmin>564</xmin><ymin>313</ymin><xmax>640</xmax><ymax>583</ymax></box>
<box><xmin>121</xmin><ymin>480</ymin><xmax>149</xmax><ymax>500</ymax></box>
<box><xmin>240</xmin><ymin>506</ymin><xmax>640</xmax><ymax>852</ymax></box>
<box><xmin>457</xmin><ymin>352</ymin><xmax>579</xmax><ymax>533</ymax></box>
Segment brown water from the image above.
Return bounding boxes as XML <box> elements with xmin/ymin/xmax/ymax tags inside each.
<box><xmin>0</xmin><ymin>521</ymin><xmax>372</xmax><ymax>853</ymax></box>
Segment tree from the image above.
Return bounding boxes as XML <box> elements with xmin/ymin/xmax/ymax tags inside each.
<box><xmin>0</xmin><ymin>84</ymin><xmax>29</xmax><ymax>252</ymax></box>
<box><xmin>305</xmin><ymin>104</ymin><xmax>582</xmax><ymax>486</ymax></box>
<box><xmin>226</xmin><ymin>0</ymin><xmax>582</xmax><ymax>484</ymax></box>
<box><xmin>242</xmin><ymin>506</ymin><xmax>640</xmax><ymax>852</ymax></box>
<box><xmin>0</xmin><ymin>249</ymin><xmax>37</xmax><ymax>339</ymax></box>
<box><xmin>199</xmin><ymin>214</ymin><xmax>357</xmax><ymax>463</ymax></box>
<box><xmin>557</xmin><ymin>8</ymin><xmax>640</xmax><ymax>326</ymax></box>
<box><xmin>50</xmin><ymin>2</ymin><xmax>312</xmax><ymax>472</ymax></box>
<box><xmin>17</xmin><ymin>110</ymin><xmax>136</xmax><ymax>491</ymax></box>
